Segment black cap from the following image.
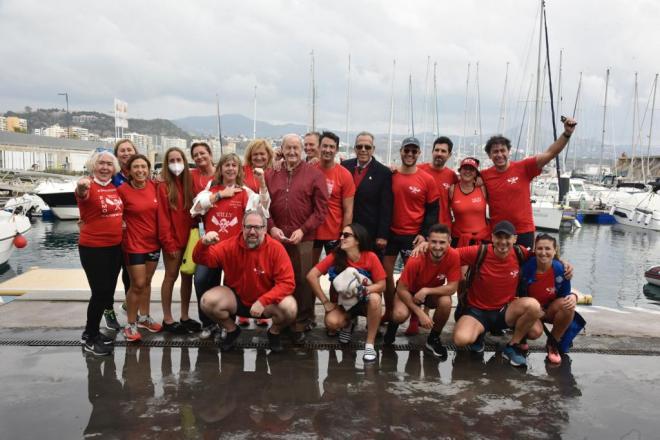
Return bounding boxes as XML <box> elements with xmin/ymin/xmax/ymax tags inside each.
<box><xmin>401</xmin><ymin>136</ymin><xmax>421</xmax><ymax>149</ymax></box>
<box><xmin>492</xmin><ymin>220</ymin><xmax>516</xmax><ymax>236</ymax></box>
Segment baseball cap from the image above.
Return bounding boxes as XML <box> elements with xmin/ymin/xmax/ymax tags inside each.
<box><xmin>492</xmin><ymin>220</ymin><xmax>516</xmax><ymax>236</ymax></box>
<box><xmin>459</xmin><ymin>157</ymin><xmax>480</xmax><ymax>172</ymax></box>
<box><xmin>401</xmin><ymin>137</ymin><xmax>421</xmax><ymax>149</ymax></box>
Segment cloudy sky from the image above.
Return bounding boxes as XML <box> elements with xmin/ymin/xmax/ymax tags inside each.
<box><xmin>1</xmin><ymin>0</ymin><xmax>659</xmax><ymax>148</ymax></box>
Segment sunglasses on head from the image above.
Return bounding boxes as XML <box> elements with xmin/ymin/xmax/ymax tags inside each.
<box><xmin>355</xmin><ymin>144</ymin><xmax>373</xmax><ymax>151</ymax></box>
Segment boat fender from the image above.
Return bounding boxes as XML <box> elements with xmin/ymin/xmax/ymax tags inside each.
<box><xmin>13</xmin><ymin>234</ymin><xmax>27</xmax><ymax>249</ymax></box>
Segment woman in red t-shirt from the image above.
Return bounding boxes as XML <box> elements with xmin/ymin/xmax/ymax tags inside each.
<box><xmin>243</xmin><ymin>139</ymin><xmax>274</xmax><ymax>193</ymax></box>
<box><xmin>191</xmin><ymin>152</ymin><xmax>271</xmax><ymax>328</ymax></box>
<box><xmin>76</xmin><ymin>149</ymin><xmax>124</xmax><ymax>356</ymax></box>
<box><xmin>449</xmin><ymin>157</ymin><xmax>490</xmax><ymax>247</ymax></box>
<box><xmin>118</xmin><ymin>154</ymin><xmax>162</xmax><ymax>342</ymax></box>
<box><xmin>306</xmin><ymin>223</ymin><xmax>386</xmax><ymax>363</ymax></box>
<box><xmin>158</xmin><ymin>147</ymin><xmax>197</xmax><ymax>334</ymax></box>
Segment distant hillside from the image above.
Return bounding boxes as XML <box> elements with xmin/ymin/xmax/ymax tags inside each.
<box><xmin>3</xmin><ymin>108</ymin><xmax>191</xmax><ymax>141</ymax></box>
<box><xmin>173</xmin><ymin>114</ymin><xmax>309</xmax><ymax>138</ymax></box>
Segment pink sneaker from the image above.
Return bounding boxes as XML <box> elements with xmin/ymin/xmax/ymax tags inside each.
<box><xmin>546</xmin><ymin>343</ymin><xmax>561</xmax><ymax>365</ymax></box>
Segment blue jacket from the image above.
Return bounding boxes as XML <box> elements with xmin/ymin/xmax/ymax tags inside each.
<box><xmin>522</xmin><ymin>257</ymin><xmax>571</xmax><ymax>301</ymax></box>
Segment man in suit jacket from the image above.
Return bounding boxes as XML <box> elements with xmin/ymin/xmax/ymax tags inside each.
<box><xmin>341</xmin><ymin>131</ymin><xmax>393</xmax><ymax>257</ymax></box>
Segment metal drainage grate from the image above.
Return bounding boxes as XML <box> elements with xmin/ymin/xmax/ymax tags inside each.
<box><xmin>0</xmin><ymin>338</ymin><xmax>658</xmax><ymax>356</ymax></box>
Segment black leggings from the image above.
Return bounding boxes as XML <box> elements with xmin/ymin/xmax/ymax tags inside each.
<box><xmin>79</xmin><ymin>245</ymin><xmax>122</xmax><ymax>338</ymax></box>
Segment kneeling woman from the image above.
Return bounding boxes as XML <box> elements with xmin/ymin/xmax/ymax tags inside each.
<box><xmin>118</xmin><ymin>154</ymin><xmax>162</xmax><ymax>341</ymax></box>
<box><xmin>76</xmin><ymin>149</ymin><xmax>124</xmax><ymax>356</ymax></box>
<box><xmin>523</xmin><ymin>234</ymin><xmax>576</xmax><ymax>365</ymax></box>
<box><xmin>306</xmin><ymin>223</ymin><xmax>386</xmax><ymax>362</ymax></box>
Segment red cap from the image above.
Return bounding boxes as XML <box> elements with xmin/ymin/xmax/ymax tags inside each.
<box><xmin>459</xmin><ymin>157</ymin><xmax>480</xmax><ymax>172</ymax></box>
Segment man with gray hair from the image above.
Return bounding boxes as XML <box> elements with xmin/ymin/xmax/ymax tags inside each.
<box><xmin>193</xmin><ymin>210</ymin><xmax>298</xmax><ymax>352</ymax></box>
<box><xmin>266</xmin><ymin>133</ymin><xmax>328</xmax><ymax>343</ymax></box>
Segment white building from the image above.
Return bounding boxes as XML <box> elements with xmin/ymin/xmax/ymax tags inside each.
<box><xmin>0</xmin><ymin>116</ymin><xmax>6</xmax><ymax>132</ymax></box>
<box><xmin>125</xmin><ymin>132</ymin><xmax>155</xmax><ymax>154</ymax></box>
<box><xmin>39</xmin><ymin>124</ymin><xmax>67</xmax><ymax>138</ymax></box>
<box><xmin>161</xmin><ymin>136</ymin><xmax>187</xmax><ymax>152</ymax></box>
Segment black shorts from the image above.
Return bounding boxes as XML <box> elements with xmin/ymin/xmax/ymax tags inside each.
<box><xmin>229</xmin><ymin>288</ymin><xmax>254</xmax><ymax>319</ymax></box>
<box><xmin>464</xmin><ymin>305</ymin><xmax>510</xmax><ymax>332</ymax></box>
<box><xmin>384</xmin><ymin>233</ymin><xmax>416</xmax><ymax>261</ymax></box>
<box><xmin>313</xmin><ymin>239</ymin><xmax>340</xmax><ymax>255</ymax></box>
<box><xmin>126</xmin><ymin>250</ymin><xmax>161</xmax><ymax>266</ymax></box>
<box><xmin>516</xmin><ymin>231</ymin><xmax>535</xmax><ymax>250</ymax></box>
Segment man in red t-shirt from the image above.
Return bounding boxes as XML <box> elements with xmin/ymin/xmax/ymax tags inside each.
<box><xmin>418</xmin><ymin>136</ymin><xmax>459</xmax><ymax>231</ymax></box>
<box><xmin>383</xmin><ymin>137</ymin><xmax>440</xmax><ymax>320</ymax></box>
<box><xmin>384</xmin><ymin>224</ymin><xmax>460</xmax><ymax>360</ymax></box>
<box><xmin>313</xmin><ymin>131</ymin><xmax>356</xmax><ymax>263</ymax></box>
<box><xmin>194</xmin><ymin>210</ymin><xmax>298</xmax><ymax>353</ymax></box>
<box><xmin>453</xmin><ymin>220</ymin><xmax>543</xmax><ymax>367</ymax></box>
<box><xmin>481</xmin><ymin>117</ymin><xmax>577</xmax><ymax>249</ymax></box>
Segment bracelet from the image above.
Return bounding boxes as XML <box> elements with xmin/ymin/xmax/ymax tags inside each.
<box><xmin>562</xmin><ymin>132</ymin><xmax>571</xmax><ymax>139</ymax></box>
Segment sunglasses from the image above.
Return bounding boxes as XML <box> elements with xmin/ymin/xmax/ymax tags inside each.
<box><xmin>402</xmin><ymin>148</ymin><xmax>420</xmax><ymax>155</ymax></box>
<box><xmin>340</xmin><ymin>232</ymin><xmax>354</xmax><ymax>239</ymax></box>
<box><xmin>355</xmin><ymin>144</ymin><xmax>373</xmax><ymax>151</ymax></box>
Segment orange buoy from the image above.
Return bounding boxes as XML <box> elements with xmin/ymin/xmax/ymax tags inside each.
<box><xmin>13</xmin><ymin>234</ymin><xmax>27</xmax><ymax>249</ymax></box>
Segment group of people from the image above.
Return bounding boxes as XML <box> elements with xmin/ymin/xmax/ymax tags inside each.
<box><xmin>77</xmin><ymin>116</ymin><xmax>581</xmax><ymax>367</ymax></box>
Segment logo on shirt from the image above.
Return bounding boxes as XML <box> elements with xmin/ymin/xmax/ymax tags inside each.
<box><xmin>471</xmin><ymin>197</ymin><xmax>481</xmax><ymax>203</ymax></box>
<box><xmin>507</xmin><ymin>177</ymin><xmax>519</xmax><ymax>185</ymax></box>
<box><xmin>253</xmin><ymin>267</ymin><xmax>265</xmax><ymax>276</ymax></box>
<box><xmin>546</xmin><ymin>287</ymin><xmax>556</xmax><ymax>294</ymax></box>
<box><xmin>326</xmin><ymin>179</ymin><xmax>335</xmax><ymax>196</ymax></box>
<box><xmin>510</xmin><ymin>269</ymin><xmax>519</xmax><ymax>278</ymax></box>
<box><xmin>408</xmin><ymin>186</ymin><xmax>421</xmax><ymax>194</ymax></box>
<box><xmin>99</xmin><ymin>195</ymin><xmax>123</xmax><ymax>216</ymax></box>
<box><xmin>442</xmin><ymin>183</ymin><xmax>450</xmax><ymax>189</ymax></box>
<box><xmin>211</xmin><ymin>215</ymin><xmax>238</xmax><ymax>233</ymax></box>
<box><xmin>555</xmin><ymin>276</ymin><xmax>564</xmax><ymax>283</ymax></box>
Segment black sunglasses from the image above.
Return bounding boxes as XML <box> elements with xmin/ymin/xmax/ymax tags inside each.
<box><xmin>355</xmin><ymin>144</ymin><xmax>373</xmax><ymax>151</ymax></box>
<box><xmin>340</xmin><ymin>232</ymin><xmax>354</xmax><ymax>239</ymax></box>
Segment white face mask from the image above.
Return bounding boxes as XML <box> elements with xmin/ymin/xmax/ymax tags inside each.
<box><xmin>168</xmin><ymin>162</ymin><xmax>184</xmax><ymax>176</ymax></box>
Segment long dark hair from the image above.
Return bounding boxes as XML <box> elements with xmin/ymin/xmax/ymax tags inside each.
<box><xmin>535</xmin><ymin>233</ymin><xmax>560</xmax><ymax>260</ymax></box>
<box><xmin>332</xmin><ymin>223</ymin><xmax>371</xmax><ymax>274</ymax></box>
<box><xmin>160</xmin><ymin>147</ymin><xmax>193</xmax><ymax>210</ymax></box>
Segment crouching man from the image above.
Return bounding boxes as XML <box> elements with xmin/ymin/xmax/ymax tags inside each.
<box><xmin>193</xmin><ymin>209</ymin><xmax>298</xmax><ymax>352</ymax></box>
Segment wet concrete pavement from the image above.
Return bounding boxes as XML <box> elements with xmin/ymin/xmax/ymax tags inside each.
<box><xmin>1</xmin><ymin>345</ymin><xmax>659</xmax><ymax>439</ymax></box>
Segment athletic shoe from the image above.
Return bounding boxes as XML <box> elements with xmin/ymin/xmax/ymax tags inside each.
<box><xmin>467</xmin><ymin>333</ymin><xmax>485</xmax><ymax>353</ymax></box>
<box><xmin>180</xmin><ymin>318</ymin><xmax>202</xmax><ymax>333</ymax></box>
<box><xmin>120</xmin><ymin>301</ymin><xmax>128</xmax><ymax>314</ymax></box>
<box><xmin>103</xmin><ymin>309</ymin><xmax>121</xmax><ymax>331</ymax></box>
<box><xmin>383</xmin><ymin>322</ymin><xmax>399</xmax><ymax>346</ymax></box>
<box><xmin>237</xmin><ymin>316</ymin><xmax>250</xmax><ymax>326</ymax></box>
<box><xmin>267</xmin><ymin>330</ymin><xmax>283</xmax><ymax>353</ymax></box>
<box><xmin>404</xmin><ymin>314</ymin><xmax>420</xmax><ymax>336</ymax></box>
<box><xmin>502</xmin><ymin>343</ymin><xmax>527</xmax><ymax>367</ymax></box>
<box><xmin>546</xmin><ymin>341</ymin><xmax>562</xmax><ymax>365</ymax></box>
<box><xmin>425</xmin><ymin>335</ymin><xmax>448</xmax><ymax>360</ymax></box>
<box><xmin>80</xmin><ymin>331</ymin><xmax>113</xmax><ymax>345</ymax></box>
<box><xmin>519</xmin><ymin>337</ymin><xmax>530</xmax><ymax>352</ymax></box>
<box><xmin>338</xmin><ymin>324</ymin><xmax>354</xmax><ymax>345</ymax></box>
<box><xmin>83</xmin><ymin>335</ymin><xmax>113</xmax><ymax>356</ymax></box>
<box><xmin>363</xmin><ymin>345</ymin><xmax>378</xmax><ymax>362</ymax></box>
<box><xmin>219</xmin><ymin>326</ymin><xmax>241</xmax><ymax>352</ymax></box>
<box><xmin>291</xmin><ymin>330</ymin><xmax>306</xmax><ymax>345</ymax></box>
<box><xmin>256</xmin><ymin>318</ymin><xmax>269</xmax><ymax>327</ymax></box>
<box><xmin>162</xmin><ymin>321</ymin><xmax>188</xmax><ymax>334</ymax></box>
<box><xmin>123</xmin><ymin>323</ymin><xmax>142</xmax><ymax>342</ymax></box>
<box><xmin>199</xmin><ymin>324</ymin><xmax>218</xmax><ymax>340</ymax></box>
<box><xmin>137</xmin><ymin>315</ymin><xmax>162</xmax><ymax>333</ymax></box>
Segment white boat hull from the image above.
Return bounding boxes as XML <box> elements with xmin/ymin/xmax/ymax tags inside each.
<box><xmin>50</xmin><ymin>206</ymin><xmax>80</xmax><ymax>220</ymax></box>
<box><xmin>612</xmin><ymin>206</ymin><xmax>660</xmax><ymax>231</ymax></box>
<box><xmin>533</xmin><ymin>202</ymin><xmax>563</xmax><ymax>231</ymax></box>
<box><xmin>0</xmin><ymin>212</ymin><xmax>31</xmax><ymax>266</ymax></box>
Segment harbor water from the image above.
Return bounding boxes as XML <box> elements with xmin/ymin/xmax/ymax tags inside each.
<box><xmin>1</xmin><ymin>218</ymin><xmax>659</xmax><ymax>310</ymax></box>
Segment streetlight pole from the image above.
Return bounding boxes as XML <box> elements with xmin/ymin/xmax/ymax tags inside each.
<box><xmin>58</xmin><ymin>92</ymin><xmax>69</xmax><ymax>138</ymax></box>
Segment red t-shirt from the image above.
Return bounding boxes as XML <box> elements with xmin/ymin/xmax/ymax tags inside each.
<box><xmin>157</xmin><ymin>179</ymin><xmax>193</xmax><ymax>253</ymax></box>
<box><xmin>481</xmin><ymin>157</ymin><xmax>541</xmax><ymax>234</ymax></box>
<box><xmin>243</xmin><ymin>165</ymin><xmax>261</xmax><ymax>193</ymax></box>
<box><xmin>190</xmin><ymin>168</ymin><xmax>214</xmax><ymax>195</ymax></box>
<box><xmin>118</xmin><ymin>180</ymin><xmax>159</xmax><ymax>253</ymax></box>
<box><xmin>450</xmin><ymin>186</ymin><xmax>489</xmax><ymax>238</ymax></box>
<box><xmin>398</xmin><ymin>247</ymin><xmax>461</xmax><ymax>293</ymax></box>
<box><xmin>315</xmin><ymin>164</ymin><xmax>356</xmax><ymax>240</ymax></box>
<box><xmin>458</xmin><ymin>245</ymin><xmax>530</xmax><ymax>310</ymax></box>
<box><xmin>315</xmin><ymin>251</ymin><xmax>386</xmax><ymax>282</ymax></box>
<box><xmin>391</xmin><ymin>169</ymin><xmax>440</xmax><ymax>235</ymax></box>
<box><xmin>76</xmin><ymin>181</ymin><xmax>123</xmax><ymax>247</ymax></box>
<box><xmin>418</xmin><ymin>163</ymin><xmax>458</xmax><ymax>229</ymax></box>
<box><xmin>527</xmin><ymin>267</ymin><xmax>557</xmax><ymax>307</ymax></box>
<box><xmin>203</xmin><ymin>185</ymin><xmax>249</xmax><ymax>239</ymax></box>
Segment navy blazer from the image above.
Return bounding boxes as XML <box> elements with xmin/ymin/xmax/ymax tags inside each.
<box><xmin>341</xmin><ymin>157</ymin><xmax>393</xmax><ymax>242</ymax></box>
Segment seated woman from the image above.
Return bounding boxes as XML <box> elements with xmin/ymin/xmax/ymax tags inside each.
<box><xmin>306</xmin><ymin>223</ymin><xmax>386</xmax><ymax>362</ymax></box>
<box><xmin>449</xmin><ymin>157</ymin><xmax>490</xmax><ymax>247</ymax></box>
<box><xmin>523</xmin><ymin>234</ymin><xmax>577</xmax><ymax>365</ymax></box>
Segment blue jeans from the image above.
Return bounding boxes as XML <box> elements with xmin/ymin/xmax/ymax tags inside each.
<box><xmin>194</xmin><ymin>264</ymin><xmax>221</xmax><ymax>327</ymax></box>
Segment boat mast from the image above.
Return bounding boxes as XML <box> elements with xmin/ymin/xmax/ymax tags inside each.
<box><xmin>433</xmin><ymin>62</ymin><xmax>439</xmax><ymax>138</ymax></box>
<box><xmin>216</xmin><ymin>93</ymin><xmax>223</xmax><ymax>155</ymax></box>
<box><xmin>387</xmin><ymin>59</ymin><xmax>396</xmax><ymax>165</ymax></box>
<box><xmin>629</xmin><ymin>73</ymin><xmax>638</xmax><ymax>180</ymax></box>
<box><xmin>513</xmin><ymin>75</ymin><xmax>534</xmax><ymax>161</ymax></box>
<box><xmin>570</xmin><ymin>72</ymin><xmax>583</xmax><ymax>171</ymax></box>
<box><xmin>309</xmin><ymin>50</ymin><xmax>316</xmax><ymax>132</ymax></box>
<box><xmin>345</xmin><ymin>54</ymin><xmax>351</xmax><ymax>155</ymax></box>
<box><xmin>532</xmin><ymin>0</ymin><xmax>544</xmax><ymax>156</ymax></box>
<box><xmin>252</xmin><ymin>85</ymin><xmax>257</xmax><ymax>140</ymax></box>
<box><xmin>459</xmin><ymin>63</ymin><xmax>471</xmax><ymax>161</ymax></box>
<box><xmin>475</xmin><ymin>61</ymin><xmax>483</xmax><ymax>155</ymax></box>
<box><xmin>598</xmin><ymin>68</ymin><xmax>610</xmax><ymax>180</ymax></box>
<box><xmin>422</xmin><ymin>56</ymin><xmax>430</xmax><ymax>161</ymax></box>
<box><xmin>408</xmin><ymin>73</ymin><xmax>415</xmax><ymax>137</ymax></box>
<box><xmin>645</xmin><ymin>73</ymin><xmax>658</xmax><ymax>181</ymax></box>
<box><xmin>556</xmin><ymin>50</ymin><xmax>563</xmax><ymax>168</ymax></box>
<box><xmin>497</xmin><ymin>61</ymin><xmax>510</xmax><ymax>134</ymax></box>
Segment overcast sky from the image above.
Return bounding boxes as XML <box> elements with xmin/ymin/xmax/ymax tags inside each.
<box><xmin>1</xmin><ymin>0</ymin><xmax>659</xmax><ymax>148</ymax></box>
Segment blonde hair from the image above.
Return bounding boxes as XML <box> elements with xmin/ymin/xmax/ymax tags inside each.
<box><xmin>244</xmin><ymin>139</ymin><xmax>274</xmax><ymax>169</ymax></box>
<box><xmin>213</xmin><ymin>153</ymin><xmax>244</xmax><ymax>186</ymax></box>
<box><xmin>113</xmin><ymin>139</ymin><xmax>137</xmax><ymax>156</ymax></box>
<box><xmin>160</xmin><ymin>147</ymin><xmax>193</xmax><ymax>210</ymax></box>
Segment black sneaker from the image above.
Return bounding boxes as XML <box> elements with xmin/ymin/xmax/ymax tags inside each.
<box><xmin>267</xmin><ymin>330</ymin><xmax>283</xmax><ymax>353</ymax></box>
<box><xmin>83</xmin><ymin>335</ymin><xmax>113</xmax><ymax>356</ymax></box>
<box><xmin>219</xmin><ymin>326</ymin><xmax>241</xmax><ymax>352</ymax></box>
<box><xmin>383</xmin><ymin>322</ymin><xmax>399</xmax><ymax>345</ymax></box>
<box><xmin>180</xmin><ymin>318</ymin><xmax>202</xmax><ymax>333</ymax></box>
<box><xmin>81</xmin><ymin>331</ymin><xmax>114</xmax><ymax>345</ymax></box>
<box><xmin>162</xmin><ymin>321</ymin><xmax>188</xmax><ymax>334</ymax></box>
<box><xmin>425</xmin><ymin>335</ymin><xmax>448</xmax><ymax>360</ymax></box>
<box><xmin>103</xmin><ymin>309</ymin><xmax>121</xmax><ymax>331</ymax></box>
<box><xmin>291</xmin><ymin>330</ymin><xmax>306</xmax><ymax>345</ymax></box>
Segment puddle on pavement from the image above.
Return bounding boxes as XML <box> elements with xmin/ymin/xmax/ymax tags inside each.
<box><xmin>1</xmin><ymin>346</ymin><xmax>658</xmax><ymax>439</ymax></box>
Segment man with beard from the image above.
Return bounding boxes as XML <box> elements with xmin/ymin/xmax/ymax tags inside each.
<box><xmin>194</xmin><ymin>210</ymin><xmax>298</xmax><ymax>353</ymax></box>
<box><xmin>418</xmin><ymin>136</ymin><xmax>458</xmax><ymax>233</ymax></box>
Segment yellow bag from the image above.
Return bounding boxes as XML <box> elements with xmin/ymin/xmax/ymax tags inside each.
<box><xmin>180</xmin><ymin>227</ymin><xmax>200</xmax><ymax>275</ymax></box>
